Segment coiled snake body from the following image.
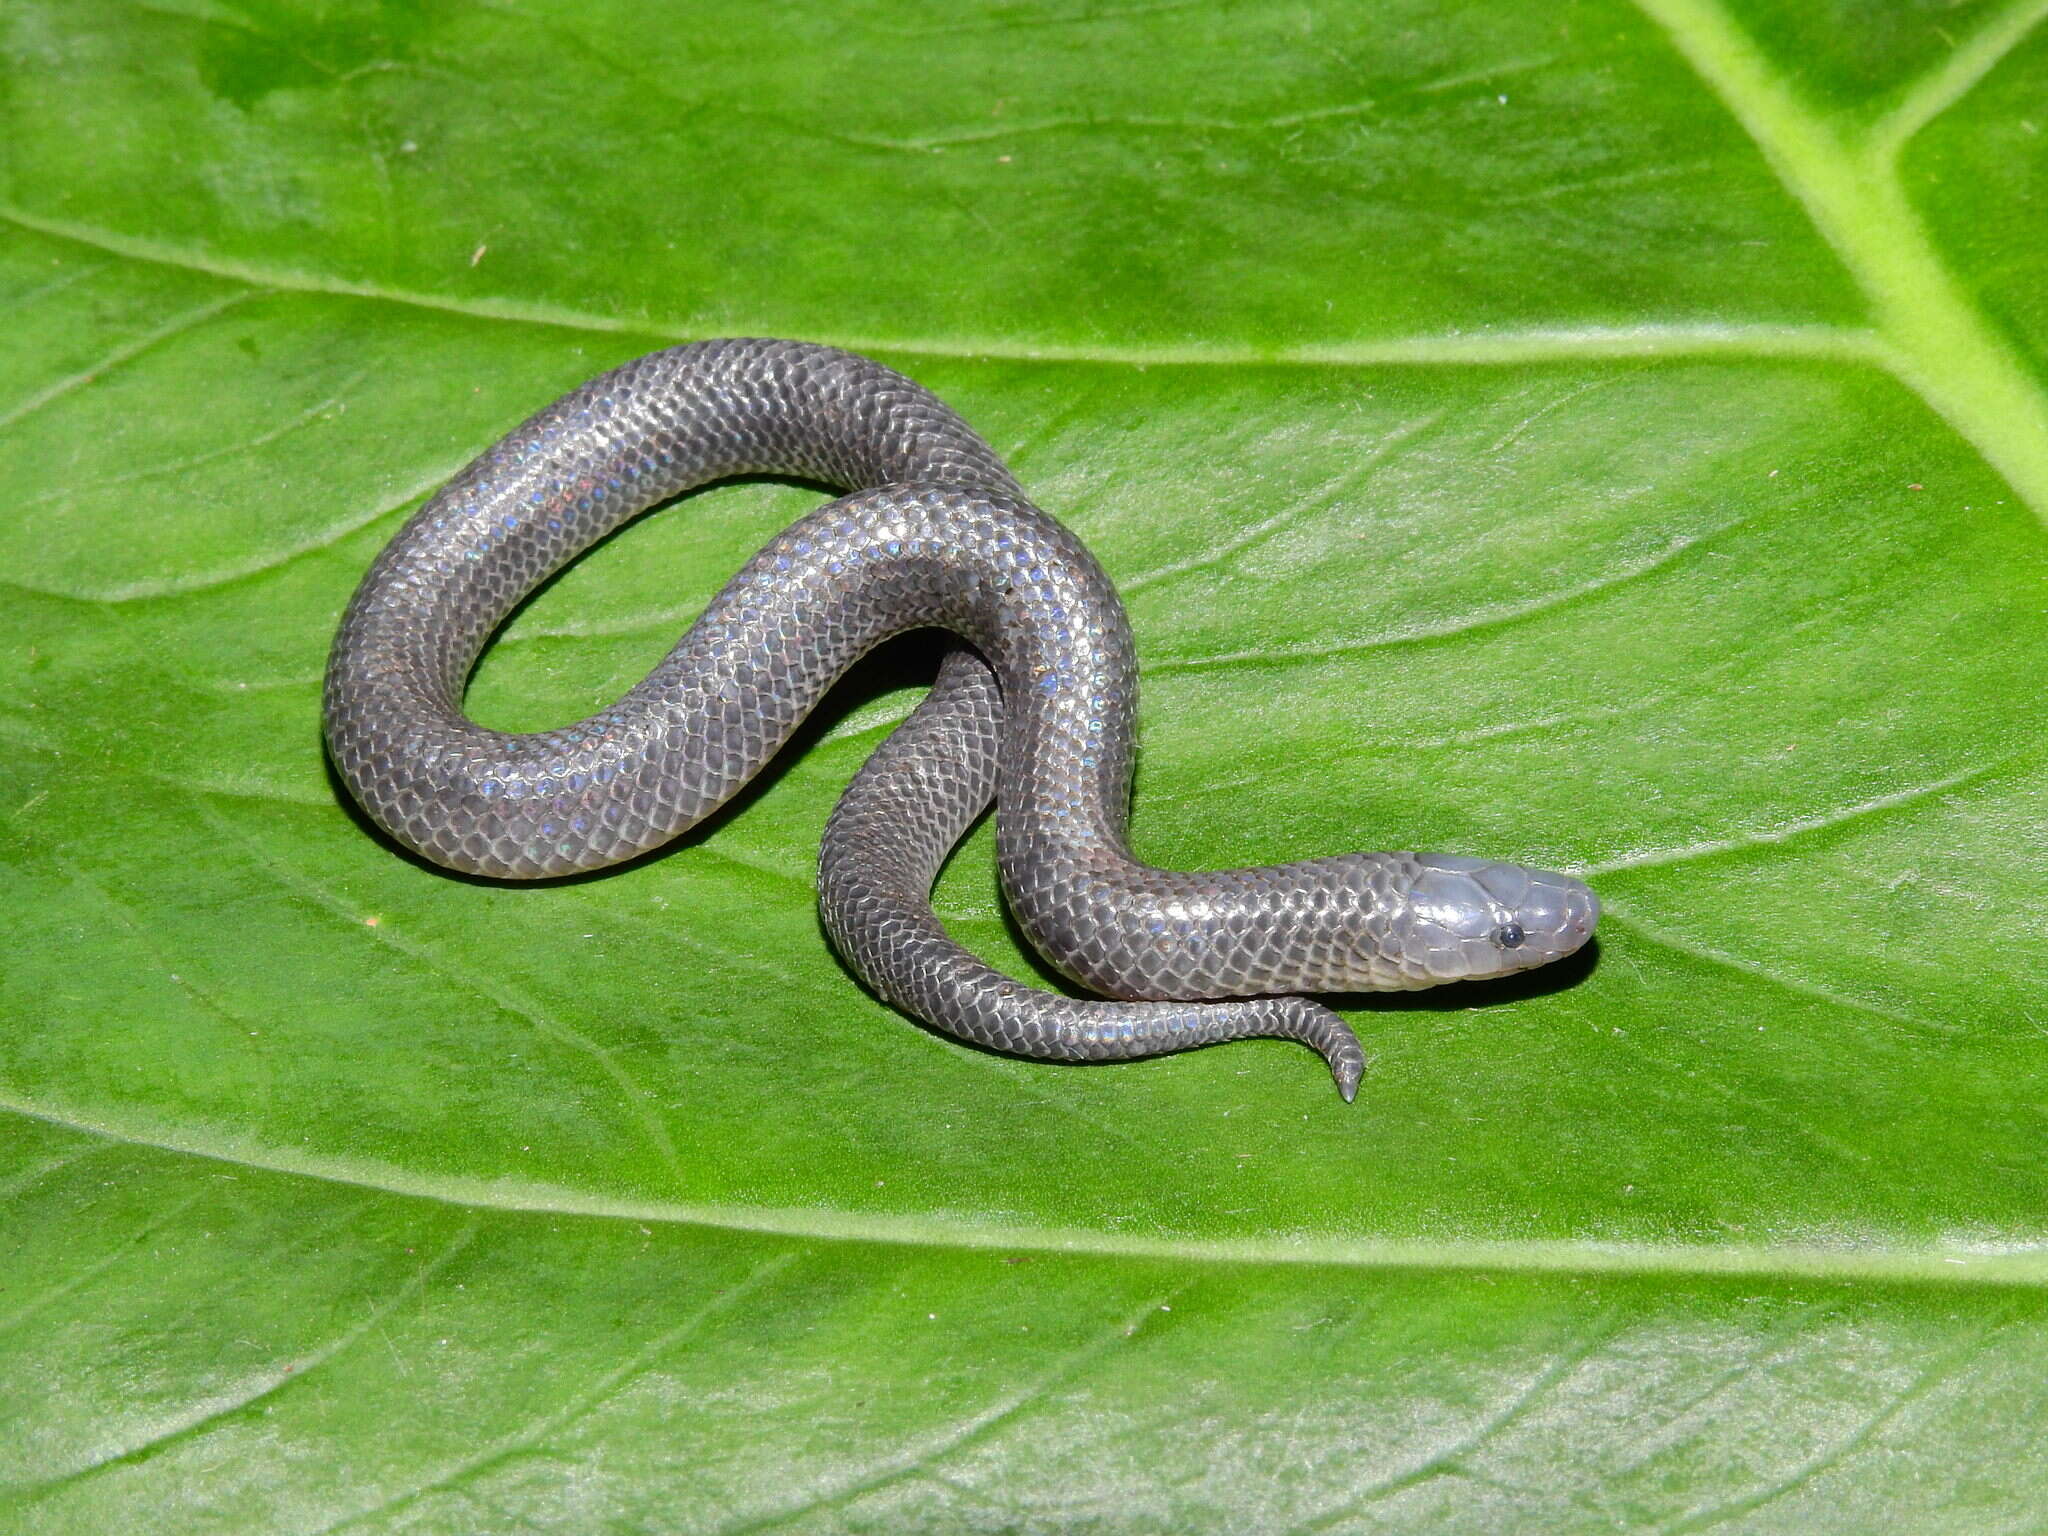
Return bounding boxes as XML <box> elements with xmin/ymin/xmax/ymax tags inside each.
<box><xmin>325</xmin><ymin>340</ymin><xmax>1598</xmax><ymax>1098</ymax></box>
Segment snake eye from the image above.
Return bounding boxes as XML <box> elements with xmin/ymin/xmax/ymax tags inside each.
<box><xmin>1493</xmin><ymin>922</ymin><xmax>1526</xmax><ymax>950</ymax></box>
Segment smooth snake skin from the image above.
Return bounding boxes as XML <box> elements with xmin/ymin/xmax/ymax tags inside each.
<box><xmin>324</xmin><ymin>339</ymin><xmax>1598</xmax><ymax>1098</ymax></box>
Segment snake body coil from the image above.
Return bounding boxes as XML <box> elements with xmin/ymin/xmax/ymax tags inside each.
<box><xmin>325</xmin><ymin>339</ymin><xmax>1598</xmax><ymax>1098</ymax></box>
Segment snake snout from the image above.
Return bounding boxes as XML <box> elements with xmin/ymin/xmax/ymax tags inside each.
<box><xmin>1396</xmin><ymin>853</ymin><xmax>1599</xmax><ymax>985</ymax></box>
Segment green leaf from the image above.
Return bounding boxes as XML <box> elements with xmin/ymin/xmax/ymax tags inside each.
<box><xmin>5</xmin><ymin>0</ymin><xmax>2047</xmax><ymax>1528</ymax></box>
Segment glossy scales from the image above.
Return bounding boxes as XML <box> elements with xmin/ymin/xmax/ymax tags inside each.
<box><xmin>324</xmin><ymin>339</ymin><xmax>1599</xmax><ymax>1099</ymax></box>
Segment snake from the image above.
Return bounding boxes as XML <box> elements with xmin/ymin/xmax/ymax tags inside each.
<box><xmin>324</xmin><ymin>339</ymin><xmax>1599</xmax><ymax>1099</ymax></box>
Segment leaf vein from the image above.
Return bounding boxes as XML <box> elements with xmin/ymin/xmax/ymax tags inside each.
<box><xmin>723</xmin><ymin>1285</ymin><xmax>1194</xmax><ymax>1534</ymax></box>
<box><xmin>1598</xmin><ymin>905</ymin><xmax>1951</xmax><ymax>1037</ymax></box>
<box><xmin>1289</xmin><ymin>1314</ymin><xmax>1622</xmax><ymax>1532</ymax></box>
<box><xmin>1655</xmin><ymin>1312</ymin><xmax>2015</xmax><ymax>1533</ymax></box>
<box><xmin>1628</xmin><ymin>0</ymin><xmax>2048</xmax><ymax>524</ymax></box>
<box><xmin>185</xmin><ymin>792</ymin><xmax>692</xmax><ymax>1194</ymax></box>
<box><xmin>1118</xmin><ymin>408</ymin><xmax>1446</xmax><ymax>596</ymax></box>
<box><xmin>1143</xmin><ymin>521</ymin><xmax>1734</xmax><ymax>676</ymax></box>
<box><xmin>0</xmin><ymin>1191</ymin><xmax>205</xmax><ymax>1339</ymax></box>
<box><xmin>4</xmin><ymin>1096</ymin><xmax>2044</xmax><ymax>1288</ymax></box>
<box><xmin>1870</xmin><ymin>0</ymin><xmax>2048</xmax><ymax>161</ymax></box>
<box><xmin>308</xmin><ymin>1250</ymin><xmax>801</xmax><ymax>1535</ymax></box>
<box><xmin>1576</xmin><ymin>758</ymin><xmax>2004</xmax><ymax>878</ymax></box>
<box><xmin>0</xmin><ymin>289</ymin><xmax>249</xmax><ymax>435</ymax></box>
<box><xmin>0</xmin><ymin>205</ymin><xmax>1875</xmax><ymax>370</ymax></box>
<box><xmin>4</xmin><ymin>1217</ymin><xmax>480</xmax><ymax>1503</ymax></box>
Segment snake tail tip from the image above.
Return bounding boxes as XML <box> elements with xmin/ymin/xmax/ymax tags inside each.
<box><xmin>1332</xmin><ymin>1050</ymin><xmax>1364</xmax><ymax>1104</ymax></box>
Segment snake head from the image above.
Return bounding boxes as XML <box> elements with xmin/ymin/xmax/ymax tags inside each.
<box><xmin>1387</xmin><ymin>853</ymin><xmax>1598</xmax><ymax>987</ymax></box>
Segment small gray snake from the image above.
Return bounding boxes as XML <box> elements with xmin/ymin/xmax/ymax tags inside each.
<box><xmin>324</xmin><ymin>339</ymin><xmax>1598</xmax><ymax>1099</ymax></box>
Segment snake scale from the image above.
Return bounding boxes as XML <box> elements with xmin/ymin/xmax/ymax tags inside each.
<box><xmin>324</xmin><ymin>339</ymin><xmax>1598</xmax><ymax>1098</ymax></box>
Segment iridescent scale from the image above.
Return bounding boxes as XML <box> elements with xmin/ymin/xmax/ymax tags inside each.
<box><xmin>325</xmin><ymin>339</ymin><xmax>1597</xmax><ymax>1099</ymax></box>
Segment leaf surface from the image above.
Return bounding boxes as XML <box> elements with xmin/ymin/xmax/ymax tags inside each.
<box><xmin>4</xmin><ymin>1</ymin><xmax>2048</xmax><ymax>1529</ymax></box>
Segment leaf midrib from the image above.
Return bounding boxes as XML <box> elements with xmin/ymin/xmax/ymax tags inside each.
<box><xmin>1632</xmin><ymin>0</ymin><xmax>2048</xmax><ymax>523</ymax></box>
<box><xmin>5</xmin><ymin>1096</ymin><xmax>2043</xmax><ymax>1289</ymax></box>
